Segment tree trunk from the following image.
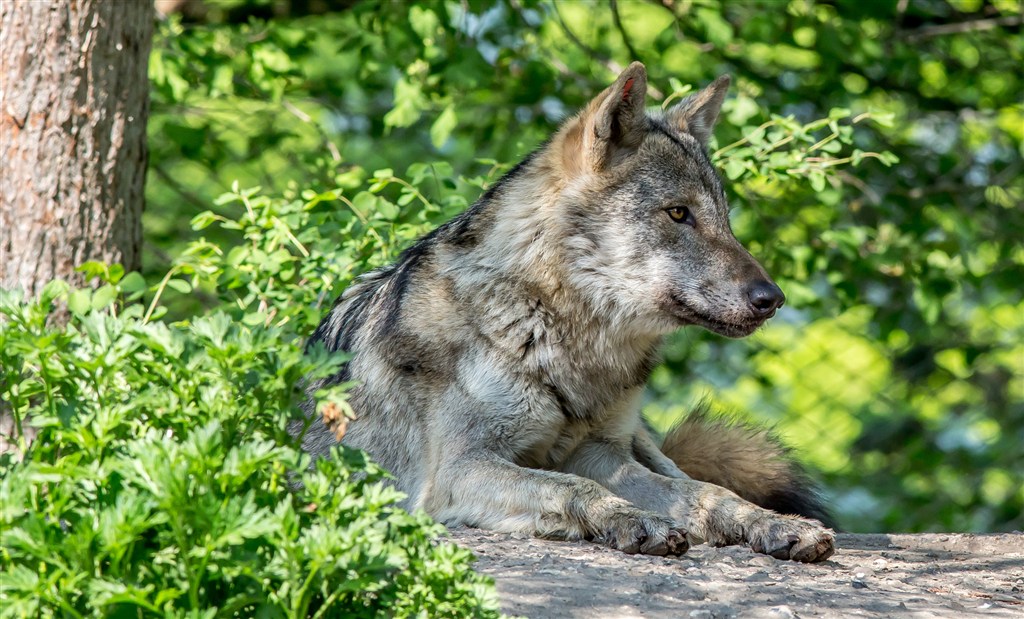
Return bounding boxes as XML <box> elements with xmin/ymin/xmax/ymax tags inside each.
<box><xmin>1</xmin><ymin>0</ymin><xmax>153</xmax><ymax>298</ymax></box>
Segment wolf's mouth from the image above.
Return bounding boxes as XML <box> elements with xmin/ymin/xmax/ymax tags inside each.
<box><xmin>667</xmin><ymin>294</ymin><xmax>769</xmax><ymax>338</ymax></box>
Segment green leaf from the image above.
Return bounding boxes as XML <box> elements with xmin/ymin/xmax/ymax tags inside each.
<box><xmin>828</xmin><ymin>107</ymin><xmax>852</xmax><ymax>120</ymax></box>
<box><xmin>871</xmin><ymin>112</ymin><xmax>896</xmax><ymax>128</ymax></box>
<box><xmin>241</xmin><ymin>311</ymin><xmax>268</xmax><ymax>326</ymax></box>
<box><xmin>809</xmin><ymin>170</ymin><xmax>827</xmax><ymax>192</ymax></box>
<box><xmin>408</xmin><ymin>6</ymin><xmax>440</xmax><ymax>42</ymax></box>
<box><xmin>92</xmin><ymin>285</ymin><xmax>118</xmax><ymax>310</ymax></box>
<box><xmin>820</xmin><ymin>139</ymin><xmax>842</xmax><ymax>153</ymax></box>
<box><xmin>77</xmin><ymin>261</ymin><xmax>109</xmax><ymax>281</ymax></box>
<box><xmin>39</xmin><ymin>280</ymin><xmax>69</xmax><ymax>306</ymax></box>
<box><xmin>430</xmin><ymin>104</ymin><xmax>458</xmax><ymax>149</ymax></box>
<box><xmin>374</xmin><ymin>200</ymin><xmax>400</xmax><ymax>220</ymax></box>
<box><xmin>724</xmin><ymin>159</ymin><xmax>746</xmax><ymax>180</ymax></box>
<box><xmin>67</xmin><ymin>289</ymin><xmax>91</xmax><ymax>315</ymax></box>
<box><xmin>214</xmin><ymin>192</ymin><xmax>240</xmax><ymax>206</ymax></box>
<box><xmin>697</xmin><ymin>7</ymin><xmax>733</xmax><ymax>46</ymax></box>
<box><xmin>191</xmin><ymin>211</ymin><xmax>220</xmax><ymax>230</ymax></box>
<box><xmin>119</xmin><ymin>272</ymin><xmax>145</xmax><ymax>294</ymax></box>
<box><xmin>383</xmin><ymin>78</ymin><xmax>425</xmax><ymax>129</ymax></box>
<box><xmin>165</xmin><ymin>279</ymin><xmax>192</xmax><ymax>294</ymax></box>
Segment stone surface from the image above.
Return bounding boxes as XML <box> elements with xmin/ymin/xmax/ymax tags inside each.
<box><xmin>449</xmin><ymin>529</ymin><xmax>1024</xmax><ymax>618</ymax></box>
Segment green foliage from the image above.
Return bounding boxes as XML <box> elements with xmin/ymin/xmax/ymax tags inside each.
<box><xmin>137</xmin><ymin>0</ymin><xmax>1024</xmax><ymax>538</ymax></box>
<box><xmin>0</xmin><ymin>210</ymin><xmax>500</xmax><ymax>617</ymax></box>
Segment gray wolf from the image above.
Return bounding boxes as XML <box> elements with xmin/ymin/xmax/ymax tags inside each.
<box><xmin>301</xmin><ymin>62</ymin><xmax>835</xmax><ymax>562</ymax></box>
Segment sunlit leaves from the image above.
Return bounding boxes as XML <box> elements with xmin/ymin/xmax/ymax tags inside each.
<box><xmin>0</xmin><ymin>289</ymin><xmax>499</xmax><ymax>618</ymax></box>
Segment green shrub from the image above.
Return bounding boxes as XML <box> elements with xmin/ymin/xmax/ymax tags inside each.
<box><xmin>0</xmin><ymin>217</ymin><xmax>500</xmax><ymax>618</ymax></box>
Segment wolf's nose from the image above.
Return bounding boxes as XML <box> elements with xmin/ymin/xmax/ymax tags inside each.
<box><xmin>746</xmin><ymin>281</ymin><xmax>785</xmax><ymax>316</ymax></box>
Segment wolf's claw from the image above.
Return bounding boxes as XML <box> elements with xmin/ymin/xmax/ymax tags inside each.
<box><xmin>749</xmin><ymin>518</ymin><xmax>835</xmax><ymax>563</ymax></box>
<box><xmin>598</xmin><ymin>510</ymin><xmax>690</xmax><ymax>556</ymax></box>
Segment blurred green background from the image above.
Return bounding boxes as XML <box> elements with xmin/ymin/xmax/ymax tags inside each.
<box><xmin>145</xmin><ymin>0</ymin><xmax>1023</xmax><ymax>533</ymax></box>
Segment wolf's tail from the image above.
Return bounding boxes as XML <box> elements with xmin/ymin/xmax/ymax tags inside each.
<box><xmin>659</xmin><ymin>404</ymin><xmax>836</xmax><ymax>528</ymax></box>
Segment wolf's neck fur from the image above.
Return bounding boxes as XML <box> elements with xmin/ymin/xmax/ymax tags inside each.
<box><xmin>446</xmin><ymin>145</ymin><xmax>664</xmax><ymax>384</ymax></box>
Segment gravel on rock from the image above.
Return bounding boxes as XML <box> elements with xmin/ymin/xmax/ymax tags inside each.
<box><xmin>449</xmin><ymin>529</ymin><xmax>1024</xmax><ymax>619</ymax></box>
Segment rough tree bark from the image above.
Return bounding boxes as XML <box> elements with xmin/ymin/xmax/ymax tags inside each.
<box><xmin>1</xmin><ymin>0</ymin><xmax>153</xmax><ymax>298</ymax></box>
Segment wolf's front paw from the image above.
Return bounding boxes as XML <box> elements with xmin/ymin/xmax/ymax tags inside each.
<box><xmin>596</xmin><ymin>509</ymin><xmax>689</xmax><ymax>556</ymax></box>
<box><xmin>748</xmin><ymin>516</ymin><xmax>835</xmax><ymax>563</ymax></box>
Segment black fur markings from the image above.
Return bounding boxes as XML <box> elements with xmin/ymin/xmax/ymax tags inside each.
<box><xmin>544</xmin><ymin>380</ymin><xmax>579</xmax><ymax>421</ymax></box>
<box><xmin>440</xmin><ymin>147</ymin><xmax>539</xmax><ymax>239</ymax></box>
<box><xmin>308</xmin><ymin>139</ymin><xmax>545</xmax><ymax>346</ymax></box>
<box><xmin>303</xmin><ymin>145</ymin><xmax>548</xmax><ymax>401</ymax></box>
<box><xmin>336</xmin><ymin>147</ymin><xmax>544</xmax><ymax>343</ymax></box>
<box><xmin>376</xmin><ymin>235</ymin><xmax>434</xmax><ymax>338</ymax></box>
<box><xmin>626</xmin><ymin>347</ymin><xmax>661</xmax><ymax>391</ymax></box>
<box><xmin>760</xmin><ymin>472</ymin><xmax>837</xmax><ymax>530</ymax></box>
<box><xmin>649</xmin><ymin>118</ymin><xmax>700</xmax><ymax>158</ymax></box>
<box><xmin>480</xmin><ymin>146</ymin><xmax>543</xmax><ymax>201</ymax></box>
<box><xmin>434</xmin><ymin>192</ymin><xmax>490</xmax><ymax>249</ymax></box>
<box><xmin>440</xmin><ymin>147</ymin><xmax>544</xmax><ymax>247</ymax></box>
<box><xmin>306</xmin><ymin>264</ymin><xmax>396</xmax><ymax>354</ymax></box>
<box><xmin>443</xmin><ymin>208</ymin><xmax>482</xmax><ymax>248</ymax></box>
<box><xmin>648</xmin><ymin>119</ymin><xmax>722</xmax><ymax>199</ymax></box>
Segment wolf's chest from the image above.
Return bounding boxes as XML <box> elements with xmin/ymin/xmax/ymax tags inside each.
<box><xmin>509</xmin><ymin>348</ymin><xmax>650</xmax><ymax>469</ymax></box>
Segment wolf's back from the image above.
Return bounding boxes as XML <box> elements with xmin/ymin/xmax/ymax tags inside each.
<box><xmin>660</xmin><ymin>405</ymin><xmax>835</xmax><ymax>528</ymax></box>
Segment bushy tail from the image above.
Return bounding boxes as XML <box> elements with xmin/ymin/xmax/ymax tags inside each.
<box><xmin>660</xmin><ymin>405</ymin><xmax>836</xmax><ymax>528</ymax></box>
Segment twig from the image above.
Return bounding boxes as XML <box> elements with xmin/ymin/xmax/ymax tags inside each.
<box><xmin>713</xmin><ymin>119</ymin><xmax>778</xmax><ymax>158</ymax></box>
<box><xmin>551</xmin><ymin>3</ymin><xmax>621</xmax><ymax>71</ymax></box>
<box><xmin>335</xmin><ymin>194</ymin><xmax>368</xmax><ymax>225</ymax></box>
<box><xmin>152</xmin><ymin>164</ymin><xmax>212</xmax><ymax>213</ymax></box>
<box><xmin>610</xmin><ymin>0</ymin><xmax>641</xmax><ymax>64</ymax></box>
<box><xmin>282</xmin><ymin>99</ymin><xmax>311</xmax><ymax>122</ymax></box>
<box><xmin>896</xmin><ymin>0</ymin><xmax>909</xmax><ymax>23</ymax></box>
<box><xmin>903</xmin><ymin>15</ymin><xmax>1022</xmax><ymax>41</ymax></box>
<box><xmin>282</xmin><ymin>98</ymin><xmax>341</xmax><ymax>162</ymax></box>
<box><xmin>551</xmin><ymin>2</ymin><xmax>664</xmax><ymax>100</ymax></box>
<box><xmin>143</xmin><ymin>266</ymin><xmax>181</xmax><ymax>323</ymax></box>
<box><xmin>835</xmin><ymin>170</ymin><xmax>881</xmax><ymax>205</ymax></box>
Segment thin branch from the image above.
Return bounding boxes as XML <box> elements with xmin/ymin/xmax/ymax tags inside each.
<box><xmin>893</xmin><ymin>162</ymin><xmax>1023</xmax><ymax>200</ymax></box>
<box><xmin>609</xmin><ymin>0</ymin><xmax>641</xmax><ymax>63</ymax></box>
<box><xmin>644</xmin><ymin>0</ymin><xmax>714</xmax><ymax>52</ymax></box>
<box><xmin>896</xmin><ymin>0</ymin><xmax>909</xmax><ymax>20</ymax></box>
<box><xmin>282</xmin><ymin>99</ymin><xmax>312</xmax><ymax>123</ymax></box>
<box><xmin>550</xmin><ymin>2</ymin><xmax>664</xmax><ymax>99</ymax></box>
<box><xmin>152</xmin><ymin>164</ymin><xmax>212</xmax><ymax>213</ymax></box>
<box><xmin>835</xmin><ymin>170</ymin><xmax>882</xmax><ymax>206</ymax></box>
<box><xmin>902</xmin><ymin>15</ymin><xmax>1022</xmax><ymax>41</ymax></box>
<box><xmin>551</xmin><ymin>2</ymin><xmax>621</xmax><ymax>71</ymax></box>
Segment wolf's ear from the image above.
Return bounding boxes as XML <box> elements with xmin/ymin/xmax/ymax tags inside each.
<box><xmin>567</xmin><ymin>62</ymin><xmax>648</xmax><ymax>172</ymax></box>
<box><xmin>666</xmin><ymin>75</ymin><xmax>731</xmax><ymax>148</ymax></box>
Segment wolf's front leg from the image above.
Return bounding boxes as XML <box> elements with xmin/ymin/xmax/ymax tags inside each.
<box><xmin>424</xmin><ymin>451</ymin><xmax>689</xmax><ymax>556</ymax></box>
<box><xmin>562</xmin><ymin>440</ymin><xmax>835</xmax><ymax>562</ymax></box>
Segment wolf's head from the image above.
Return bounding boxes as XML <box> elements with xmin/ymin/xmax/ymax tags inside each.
<box><xmin>551</xmin><ymin>62</ymin><xmax>783</xmax><ymax>338</ymax></box>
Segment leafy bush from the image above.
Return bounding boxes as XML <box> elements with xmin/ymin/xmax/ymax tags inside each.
<box><xmin>0</xmin><ymin>201</ymin><xmax>500</xmax><ymax>617</ymax></box>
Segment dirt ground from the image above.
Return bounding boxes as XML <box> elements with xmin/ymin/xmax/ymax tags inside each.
<box><xmin>449</xmin><ymin>528</ymin><xmax>1024</xmax><ymax>618</ymax></box>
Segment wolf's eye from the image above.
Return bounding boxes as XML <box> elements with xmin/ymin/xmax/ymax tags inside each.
<box><xmin>665</xmin><ymin>206</ymin><xmax>695</xmax><ymax>226</ymax></box>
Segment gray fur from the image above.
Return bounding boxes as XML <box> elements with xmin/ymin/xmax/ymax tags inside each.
<box><xmin>301</xmin><ymin>63</ymin><xmax>834</xmax><ymax>562</ymax></box>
